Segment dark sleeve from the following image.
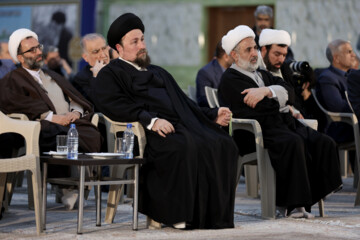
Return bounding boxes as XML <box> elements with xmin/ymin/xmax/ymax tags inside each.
<box><xmin>347</xmin><ymin>70</ymin><xmax>360</xmax><ymax>118</ymax></box>
<box><xmin>199</xmin><ymin>106</ymin><xmax>218</xmax><ymax>120</ymax></box>
<box><xmin>317</xmin><ymin>72</ymin><xmax>351</xmax><ymax>112</ymax></box>
<box><xmin>92</xmin><ymin>65</ymin><xmax>156</xmax><ymax>126</ymax></box>
<box><xmin>196</xmin><ymin>68</ymin><xmax>211</xmax><ymax>107</ymax></box>
<box><xmin>260</xmin><ymin>70</ymin><xmax>296</xmax><ymax>106</ymax></box>
<box><xmin>71</xmin><ymin>73</ymin><xmax>92</xmax><ymax>102</ymax></box>
<box><xmin>218</xmin><ymin>71</ymin><xmax>280</xmax><ymax>119</ymax></box>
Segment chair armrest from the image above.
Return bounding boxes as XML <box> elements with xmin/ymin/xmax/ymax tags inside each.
<box><xmin>102</xmin><ymin>115</ymin><xmax>146</xmax><ymax>157</ymax></box>
<box><xmin>0</xmin><ymin>112</ymin><xmax>40</xmax><ymax>156</ymax></box>
<box><xmin>91</xmin><ymin>113</ymin><xmax>100</xmax><ymax>127</ymax></box>
<box><xmin>298</xmin><ymin>119</ymin><xmax>318</xmax><ymax>130</ymax></box>
<box><xmin>7</xmin><ymin>113</ymin><xmax>29</xmax><ymax>121</ymax></box>
<box><xmin>231</xmin><ymin>118</ymin><xmax>264</xmax><ymax>142</ymax></box>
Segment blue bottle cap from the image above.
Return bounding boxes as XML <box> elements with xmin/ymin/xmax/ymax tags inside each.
<box><xmin>127</xmin><ymin>123</ymin><xmax>132</xmax><ymax>128</ymax></box>
<box><xmin>70</xmin><ymin>123</ymin><xmax>76</xmax><ymax>128</ymax></box>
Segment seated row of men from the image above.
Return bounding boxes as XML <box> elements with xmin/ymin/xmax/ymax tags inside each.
<box><xmin>0</xmin><ymin>13</ymin><xmax>343</xmax><ymax>229</ymax></box>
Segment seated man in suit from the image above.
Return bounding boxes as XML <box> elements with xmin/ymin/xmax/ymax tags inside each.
<box><xmin>92</xmin><ymin>13</ymin><xmax>238</xmax><ymax>229</ymax></box>
<box><xmin>316</xmin><ymin>39</ymin><xmax>356</xmax><ymax>143</ymax></box>
<box><xmin>347</xmin><ymin>69</ymin><xmax>360</xmax><ymax>120</ymax></box>
<box><xmin>0</xmin><ymin>28</ymin><xmax>102</xmax><ymax>210</ymax></box>
<box><xmin>72</xmin><ymin>33</ymin><xmax>110</xmax><ymax>108</ymax></box>
<box><xmin>218</xmin><ymin>25</ymin><xmax>342</xmax><ymax>218</ymax></box>
<box><xmin>195</xmin><ymin>41</ymin><xmax>233</xmax><ymax>107</ymax></box>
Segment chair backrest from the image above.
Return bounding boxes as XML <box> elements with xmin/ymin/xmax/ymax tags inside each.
<box><xmin>311</xmin><ymin>88</ymin><xmax>356</xmax><ymax>126</ymax></box>
<box><xmin>102</xmin><ymin>114</ymin><xmax>146</xmax><ymax>158</ymax></box>
<box><xmin>91</xmin><ymin>113</ymin><xmax>100</xmax><ymax>127</ymax></box>
<box><xmin>0</xmin><ymin>111</ymin><xmax>40</xmax><ymax>157</ymax></box>
<box><xmin>345</xmin><ymin>91</ymin><xmax>356</xmax><ymax>114</ymax></box>
<box><xmin>205</xmin><ymin>86</ymin><xmax>219</xmax><ymax>108</ymax></box>
<box><xmin>187</xmin><ymin>85</ymin><xmax>197</xmax><ymax>102</ymax></box>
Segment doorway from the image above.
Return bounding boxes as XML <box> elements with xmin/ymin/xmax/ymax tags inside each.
<box><xmin>207</xmin><ymin>5</ymin><xmax>274</xmax><ymax>62</ymax></box>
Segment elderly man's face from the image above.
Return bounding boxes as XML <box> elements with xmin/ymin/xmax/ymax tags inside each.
<box><xmin>117</xmin><ymin>29</ymin><xmax>150</xmax><ymax>68</ymax></box>
<box><xmin>233</xmin><ymin>37</ymin><xmax>258</xmax><ymax>72</ymax></box>
<box><xmin>18</xmin><ymin>37</ymin><xmax>44</xmax><ymax>70</ymax></box>
<box><xmin>255</xmin><ymin>14</ymin><xmax>271</xmax><ymax>34</ymax></box>
<box><xmin>334</xmin><ymin>42</ymin><xmax>356</xmax><ymax>71</ymax></box>
<box><xmin>82</xmin><ymin>37</ymin><xmax>109</xmax><ymax>67</ymax></box>
<box><xmin>262</xmin><ymin>44</ymin><xmax>288</xmax><ymax>72</ymax></box>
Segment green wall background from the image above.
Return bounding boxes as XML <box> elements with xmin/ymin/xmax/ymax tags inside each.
<box><xmin>99</xmin><ymin>0</ymin><xmax>275</xmax><ymax>91</ymax></box>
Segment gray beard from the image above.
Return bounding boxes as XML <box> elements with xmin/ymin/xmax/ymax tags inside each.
<box><xmin>24</xmin><ymin>57</ymin><xmax>44</xmax><ymax>70</ymax></box>
<box><xmin>237</xmin><ymin>57</ymin><xmax>258</xmax><ymax>72</ymax></box>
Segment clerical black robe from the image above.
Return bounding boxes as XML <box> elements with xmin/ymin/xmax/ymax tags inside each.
<box><xmin>218</xmin><ymin>68</ymin><xmax>342</xmax><ymax>211</ymax></box>
<box><xmin>93</xmin><ymin>59</ymin><xmax>238</xmax><ymax>229</ymax></box>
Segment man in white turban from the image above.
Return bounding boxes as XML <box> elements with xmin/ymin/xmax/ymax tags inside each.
<box><xmin>0</xmin><ymin>28</ymin><xmax>101</xmax><ymax>210</ymax></box>
<box><xmin>218</xmin><ymin>25</ymin><xmax>342</xmax><ymax>219</ymax></box>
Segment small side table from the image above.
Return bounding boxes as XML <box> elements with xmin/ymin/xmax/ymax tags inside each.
<box><xmin>41</xmin><ymin>155</ymin><xmax>146</xmax><ymax>234</ymax></box>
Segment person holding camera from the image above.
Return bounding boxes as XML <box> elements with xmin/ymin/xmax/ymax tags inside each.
<box><xmin>258</xmin><ymin>29</ymin><xmax>320</xmax><ymax>121</ymax></box>
<box><xmin>218</xmin><ymin>25</ymin><xmax>342</xmax><ymax>218</ymax></box>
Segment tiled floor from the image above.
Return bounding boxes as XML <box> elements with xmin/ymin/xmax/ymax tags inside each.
<box><xmin>1</xmin><ymin>177</ymin><xmax>360</xmax><ymax>239</ymax></box>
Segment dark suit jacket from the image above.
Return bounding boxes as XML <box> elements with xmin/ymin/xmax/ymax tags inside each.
<box><xmin>72</xmin><ymin>65</ymin><xmax>95</xmax><ymax>105</ymax></box>
<box><xmin>347</xmin><ymin>69</ymin><xmax>360</xmax><ymax>121</ymax></box>
<box><xmin>195</xmin><ymin>59</ymin><xmax>224</xmax><ymax>107</ymax></box>
<box><xmin>316</xmin><ymin>65</ymin><xmax>353</xmax><ymax>142</ymax></box>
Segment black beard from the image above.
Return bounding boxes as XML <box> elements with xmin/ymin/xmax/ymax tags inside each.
<box><xmin>23</xmin><ymin>55</ymin><xmax>44</xmax><ymax>70</ymax></box>
<box><xmin>134</xmin><ymin>53</ymin><xmax>151</xmax><ymax>68</ymax></box>
<box><xmin>263</xmin><ymin>51</ymin><xmax>279</xmax><ymax>72</ymax></box>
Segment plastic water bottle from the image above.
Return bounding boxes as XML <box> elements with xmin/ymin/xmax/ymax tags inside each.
<box><xmin>67</xmin><ymin>123</ymin><xmax>79</xmax><ymax>159</ymax></box>
<box><xmin>123</xmin><ymin>123</ymin><xmax>134</xmax><ymax>159</ymax></box>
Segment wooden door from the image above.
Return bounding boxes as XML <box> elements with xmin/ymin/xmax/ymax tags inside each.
<box><xmin>207</xmin><ymin>6</ymin><xmax>274</xmax><ymax>62</ymax></box>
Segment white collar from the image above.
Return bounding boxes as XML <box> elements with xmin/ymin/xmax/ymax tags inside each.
<box><xmin>119</xmin><ymin>57</ymin><xmax>147</xmax><ymax>71</ymax></box>
<box><xmin>23</xmin><ymin>67</ymin><xmax>43</xmax><ymax>84</ymax></box>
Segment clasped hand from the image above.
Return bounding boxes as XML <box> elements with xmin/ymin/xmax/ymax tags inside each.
<box><xmin>215</xmin><ymin>107</ymin><xmax>232</xmax><ymax>126</ymax></box>
<box><xmin>152</xmin><ymin>119</ymin><xmax>175</xmax><ymax>137</ymax></box>
<box><xmin>52</xmin><ymin>112</ymin><xmax>81</xmax><ymax>126</ymax></box>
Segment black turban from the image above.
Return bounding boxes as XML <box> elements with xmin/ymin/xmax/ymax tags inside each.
<box><xmin>107</xmin><ymin>13</ymin><xmax>145</xmax><ymax>49</ymax></box>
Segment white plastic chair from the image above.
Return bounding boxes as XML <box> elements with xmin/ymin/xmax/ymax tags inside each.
<box><xmin>0</xmin><ymin>111</ymin><xmax>43</xmax><ymax>234</ymax></box>
<box><xmin>99</xmin><ymin>114</ymin><xmax>146</xmax><ymax>223</ymax></box>
<box><xmin>312</xmin><ymin>89</ymin><xmax>360</xmax><ymax>206</ymax></box>
<box><xmin>187</xmin><ymin>85</ymin><xmax>197</xmax><ymax>102</ymax></box>
<box><xmin>205</xmin><ymin>86</ymin><xmax>219</xmax><ymax>108</ymax></box>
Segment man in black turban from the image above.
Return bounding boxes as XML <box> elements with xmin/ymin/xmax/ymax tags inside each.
<box><xmin>92</xmin><ymin>13</ymin><xmax>238</xmax><ymax>229</ymax></box>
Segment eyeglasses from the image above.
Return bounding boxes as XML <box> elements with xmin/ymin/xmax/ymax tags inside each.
<box><xmin>19</xmin><ymin>44</ymin><xmax>44</xmax><ymax>55</ymax></box>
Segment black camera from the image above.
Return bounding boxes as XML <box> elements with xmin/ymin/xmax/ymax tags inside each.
<box><xmin>289</xmin><ymin>61</ymin><xmax>310</xmax><ymax>73</ymax></box>
<box><xmin>289</xmin><ymin>61</ymin><xmax>315</xmax><ymax>98</ymax></box>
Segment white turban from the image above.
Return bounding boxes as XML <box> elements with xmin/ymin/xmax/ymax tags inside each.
<box><xmin>259</xmin><ymin>29</ymin><xmax>291</xmax><ymax>47</ymax></box>
<box><xmin>222</xmin><ymin>25</ymin><xmax>255</xmax><ymax>55</ymax></box>
<box><xmin>8</xmin><ymin>28</ymin><xmax>38</xmax><ymax>63</ymax></box>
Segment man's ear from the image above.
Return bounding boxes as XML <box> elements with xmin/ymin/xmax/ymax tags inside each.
<box><xmin>115</xmin><ymin>43</ymin><xmax>123</xmax><ymax>56</ymax></box>
<box><xmin>82</xmin><ymin>52</ymin><xmax>91</xmax><ymax>64</ymax></box>
<box><xmin>230</xmin><ymin>50</ymin><xmax>238</xmax><ymax>62</ymax></box>
<box><xmin>16</xmin><ymin>54</ymin><xmax>23</xmax><ymax>64</ymax></box>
